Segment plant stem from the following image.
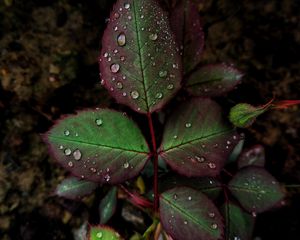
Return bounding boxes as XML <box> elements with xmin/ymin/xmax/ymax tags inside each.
<box><xmin>147</xmin><ymin>112</ymin><xmax>159</xmax><ymax>212</ymax></box>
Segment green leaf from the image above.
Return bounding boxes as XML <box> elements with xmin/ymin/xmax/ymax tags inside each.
<box><xmin>221</xmin><ymin>202</ymin><xmax>255</xmax><ymax>240</ymax></box>
<box><xmin>159</xmin><ymin>98</ymin><xmax>241</xmax><ymax>177</ymax></box>
<box><xmin>238</xmin><ymin>145</ymin><xmax>265</xmax><ymax>169</ymax></box>
<box><xmin>160</xmin><ymin>187</ymin><xmax>224</xmax><ymax>240</ymax></box>
<box><xmin>55</xmin><ymin>176</ymin><xmax>97</xmax><ymax>200</ymax></box>
<box><xmin>99</xmin><ymin>187</ymin><xmax>118</xmax><ymax>224</ymax></box>
<box><xmin>88</xmin><ymin>225</ymin><xmax>122</xmax><ymax>240</ymax></box>
<box><xmin>44</xmin><ymin>109</ymin><xmax>150</xmax><ymax>184</ymax></box>
<box><xmin>99</xmin><ymin>0</ymin><xmax>182</xmax><ymax>113</ymax></box>
<box><xmin>228</xmin><ymin>167</ymin><xmax>285</xmax><ymax>214</ymax></box>
<box><xmin>229</xmin><ymin>103</ymin><xmax>268</xmax><ymax>128</ymax></box>
<box><xmin>185</xmin><ymin>64</ymin><xmax>243</xmax><ymax>97</ymax></box>
<box><xmin>159</xmin><ymin>174</ymin><xmax>222</xmax><ymax>200</ymax></box>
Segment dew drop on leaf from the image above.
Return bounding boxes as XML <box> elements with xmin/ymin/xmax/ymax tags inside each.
<box><xmin>208</xmin><ymin>212</ymin><xmax>215</xmax><ymax>218</ymax></box>
<box><xmin>95</xmin><ymin>119</ymin><xmax>103</xmax><ymax>126</ymax></box>
<box><xmin>64</xmin><ymin>148</ymin><xmax>71</xmax><ymax>156</ymax></box>
<box><xmin>123</xmin><ymin>162</ymin><xmax>129</xmax><ymax>169</ymax></box>
<box><xmin>195</xmin><ymin>156</ymin><xmax>205</xmax><ymax>163</ymax></box>
<box><xmin>114</xmin><ymin>12</ymin><xmax>120</xmax><ymax>19</ymax></box>
<box><xmin>159</xmin><ymin>70</ymin><xmax>168</xmax><ymax>78</ymax></box>
<box><xmin>185</xmin><ymin>123</ymin><xmax>192</xmax><ymax>128</ymax></box>
<box><xmin>73</xmin><ymin>149</ymin><xmax>82</xmax><ymax>161</ymax></box>
<box><xmin>149</xmin><ymin>33</ymin><xmax>158</xmax><ymax>41</ymax></box>
<box><xmin>208</xmin><ymin>163</ymin><xmax>216</xmax><ymax>169</ymax></box>
<box><xmin>124</xmin><ymin>3</ymin><xmax>130</xmax><ymax>9</ymax></box>
<box><xmin>167</xmin><ymin>84</ymin><xmax>174</xmax><ymax>90</ymax></box>
<box><xmin>96</xmin><ymin>231</ymin><xmax>103</xmax><ymax>238</ymax></box>
<box><xmin>68</xmin><ymin>161</ymin><xmax>74</xmax><ymax>167</ymax></box>
<box><xmin>130</xmin><ymin>90</ymin><xmax>140</xmax><ymax>99</ymax></box>
<box><xmin>173</xmin><ymin>194</ymin><xmax>178</xmax><ymax>200</ymax></box>
<box><xmin>104</xmin><ymin>174</ymin><xmax>111</xmax><ymax>182</ymax></box>
<box><xmin>155</xmin><ymin>92</ymin><xmax>163</xmax><ymax>99</ymax></box>
<box><xmin>117</xmin><ymin>33</ymin><xmax>126</xmax><ymax>46</ymax></box>
<box><xmin>110</xmin><ymin>63</ymin><xmax>120</xmax><ymax>73</ymax></box>
<box><xmin>59</xmin><ymin>145</ymin><xmax>64</xmax><ymax>150</ymax></box>
<box><xmin>116</xmin><ymin>82</ymin><xmax>123</xmax><ymax>89</ymax></box>
<box><xmin>184</xmin><ymin>220</ymin><xmax>188</xmax><ymax>225</ymax></box>
<box><xmin>64</xmin><ymin>130</ymin><xmax>70</xmax><ymax>136</ymax></box>
<box><xmin>188</xmin><ymin>196</ymin><xmax>192</xmax><ymax>201</ymax></box>
<box><xmin>103</xmin><ymin>52</ymin><xmax>108</xmax><ymax>58</ymax></box>
<box><xmin>211</xmin><ymin>223</ymin><xmax>218</xmax><ymax>229</ymax></box>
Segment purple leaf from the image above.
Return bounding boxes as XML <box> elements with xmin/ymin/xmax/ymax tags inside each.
<box><xmin>44</xmin><ymin>109</ymin><xmax>150</xmax><ymax>184</ymax></box>
<box><xmin>238</xmin><ymin>145</ymin><xmax>265</xmax><ymax>169</ymax></box>
<box><xmin>185</xmin><ymin>64</ymin><xmax>243</xmax><ymax>97</ymax></box>
<box><xmin>170</xmin><ymin>0</ymin><xmax>204</xmax><ymax>74</ymax></box>
<box><xmin>228</xmin><ymin>167</ymin><xmax>285</xmax><ymax>214</ymax></box>
<box><xmin>99</xmin><ymin>187</ymin><xmax>118</xmax><ymax>224</ymax></box>
<box><xmin>99</xmin><ymin>0</ymin><xmax>182</xmax><ymax>114</ymax></box>
<box><xmin>159</xmin><ymin>98</ymin><xmax>242</xmax><ymax>177</ymax></box>
<box><xmin>160</xmin><ymin>187</ymin><xmax>224</xmax><ymax>240</ymax></box>
<box><xmin>55</xmin><ymin>176</ymin><xmax>97</xmax><ymax>200</ymax></box>
<box><xmin>221</xmin><ymin>202</ymin><xmax>255</xmax><ymax>240</ymax></box>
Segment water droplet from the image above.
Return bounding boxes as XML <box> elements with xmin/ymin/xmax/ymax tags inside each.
<box><xmin>117</xmin><ymin>33</ymin><xmax>126</xmax><ymax>46</ymax></box>
<box><xmin>73</xmin><ymin>149</ymin><xmax>82</xmax><ymax>160</ymax></box>
<box><xmin>252</xmin><ymin>212</ymin><xmax>257</xmax><ymax>217</ymax></box>
<box><xmin>103</xmin><ymin>52</ymin><xmax>108</xmax><ymax>58</ymax></box>
<box><xmin>114</xmin><ymin>13</ymin><xmax>120</xmax><ymax>19</ymax></box>
<box><xmin>123</xmin><ymin>162</ymin><xmax>129</xmax><ymax>169</ymax></box>
<box><xmin>159</xmin><ymin>70</ymin><xmax>168</xmax><ymax>78</ymax></box>
<box><xmin>211</xmin><ymin>223</ymin><xmax>218</xmax><ymax>229</ymax></box>
<box><xmin>64</xmin><ymin>130</ymin><xmax>70</xmax><ymax>136</ymax></box>
<box><xmin>173</xmin><ymin>135</ymin><xmax>178</xmax><ymax>139</ymax></box>
<box><xmin>95</xmin><ymin>119</ymin><xmax>103</xmax><ymax>126</ymax></box>
<box><xmin>185</xmin><ymin>123</ymin><xmax>192</xmax><ymax>128</ymax></box>
<box><xmin>104</xmin><ymin>174</ymin><xmax>111</xmax><ymax>182</ymax></box>
<box><xmin>68</xmin><ymin>161</ymin><xmax>74</xmax><ymax>167</ymax></box>
<box><xmin>188</xmin><ymin>196</ymin><xmax>192</xmax><ymax>201</ymax></box>
<box><xmin>64</xmin><ymin>148</ymin><xmax>72</xmax><ymax>156</ymax></box>
<box><xmin>116</xmin><ymin>82</ymin><xmax>123</xmax><ymax>89</ymax></box>
<box><xmin>195</xmin><ymin>156</ymin><xmax>205</xmax><ymax>163</ymax></box>
<box><xmin>110</xmin><ymin>63</ymin><xmax>120</xmax><ymax>73</ymax></box>
<box><xmin>208</xmin><ymin>163</ymin><xmax>216</xmax><ymax>169</ymax></box>
<box><xmin>90</xmin><ymin>167</ymin><xmax>97</xmax><ymax>173</ymax></box>
<box><xmin>114</xmin><ymin>26</ymin><xmax>118</xmax><ymax>31</ymax></box>
<box><xmin>167</xmin><ymin>84</ymin><xmax>174</xmax><ymax>90</ymax></box>
<box><xmin>124</xmin><ymin>3</ymin><xmax>130</xmax><ymax>9</ymax></box>
<box><xmin>155</xmin><ymin>92</ymin><xmax>163</xmax><ymax>99</ymax></box>
<box><xmin>208</xmin><ymin>212</ymin><xmax>215</xmax><ymax>218</ymax></box>
<box><xmin>184</xmin><ymin>220</ymin><xmax>188</xmax><ymax>225</ymax></box>
<box><xmin>128</xmin><ymin>15</ymin><xmax>132</xmax><ymax>20</ymax></box>
<box><xmin>59</xmin><ymin>145</ymin><xmax>64</xmax><ymax>150</ymax></box>
<box><xmin>173</xmin><ymin>194</ymin><xmax>178</xmax><ymax>200</ymax></box>
<box><xmin>130</xmin><ymin>90</ymin><xmax>139</xmax><ymax>99</ymax></box>
<box><xmin>122</xmin><ymin>92</ymin><xmax>127</xmax><ymax>96</ymax></box>
<box><xmin>120</xmin><ymin>56</ymin><xmax>125</xmax><ymax>61</ymax></box>
<box><xmin>96</xmin><ymin>231</ymin><xmax>103</xmax><ymax>238</ymax></box>
<box><xmin>149</xmin><ymin>33</ymin><xmax>158</xmax><ymax>41</ymax></box>
<box><xmin>227</xmin><ymin>140</ymin><xmax>231</xmax><ymax>145</ymax></box>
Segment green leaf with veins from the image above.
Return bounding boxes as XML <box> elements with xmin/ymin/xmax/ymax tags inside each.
<box><xmin>44</xmin><ymin>109</ymin><xmax>150</xmax><ymax>184</ymax></box>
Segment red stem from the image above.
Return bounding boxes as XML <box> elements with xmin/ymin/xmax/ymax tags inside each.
<box><xmin>147</xmin><ymin>112</ymin><xmax>159</xmax><ymax>212</ymax></box>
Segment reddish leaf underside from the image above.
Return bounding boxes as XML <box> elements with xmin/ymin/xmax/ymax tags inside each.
<box><xmin>160</xmin><ymin>187</ymin><xmax>224</xmax><ymax>240</ymax></box>
<box><xmin>221</xmin><ymin>202</ymin><xmax>255</xmax><ymax>240</ymax></box>
<box><xmin>238</xmin><ymin>145</ymin><xmax>265</xmax><ymax>169</ymax></box>
<box><xmin>99</xmin><ymin>0</ymin><xmax>182</xmax><ymax>113</ymax></box>
<box><xmin>159</xmin><ymin>98</ymin><xmax>241</xmax><ymax>177</ymax></box>
<box><xmin>228</xmin><ymin>167</ymin><xmax>285</xmax><ymax>214</ymax></box>
<box><xmin>185</xmin><ymin>64</ymin><xmax>243</xmax><ymax>97</ymax></box>
<box><xmin>44</xmin><ymin>109</ymin><xmax>149</xmax><ymax>184</ymax></box>
<box><xmin>170</xmin><ymin>0</ymin><xmax>204</xmax><ymax>74</ymax></box>
<box><xmin>55</xmin><ymin>176</ymin><xmax>98</xmax><ymax>200</ymax></box>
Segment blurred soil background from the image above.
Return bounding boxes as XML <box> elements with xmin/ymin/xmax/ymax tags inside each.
<box><xmin>0</xmin><ymin>0</ymin><xmax>299</xmax><ymax>239</ymax></box>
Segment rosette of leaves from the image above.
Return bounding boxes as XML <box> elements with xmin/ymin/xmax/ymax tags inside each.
<box><xmin>43</xmin><ymin>0</ymin><xmax>286</xmax><ymax>239</ymax></box>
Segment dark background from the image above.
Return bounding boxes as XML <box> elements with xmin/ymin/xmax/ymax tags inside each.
<box><xmin>0</xmin><ymin>0</ymin><xmax>299</xmax><ymax>239</ymax></box>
